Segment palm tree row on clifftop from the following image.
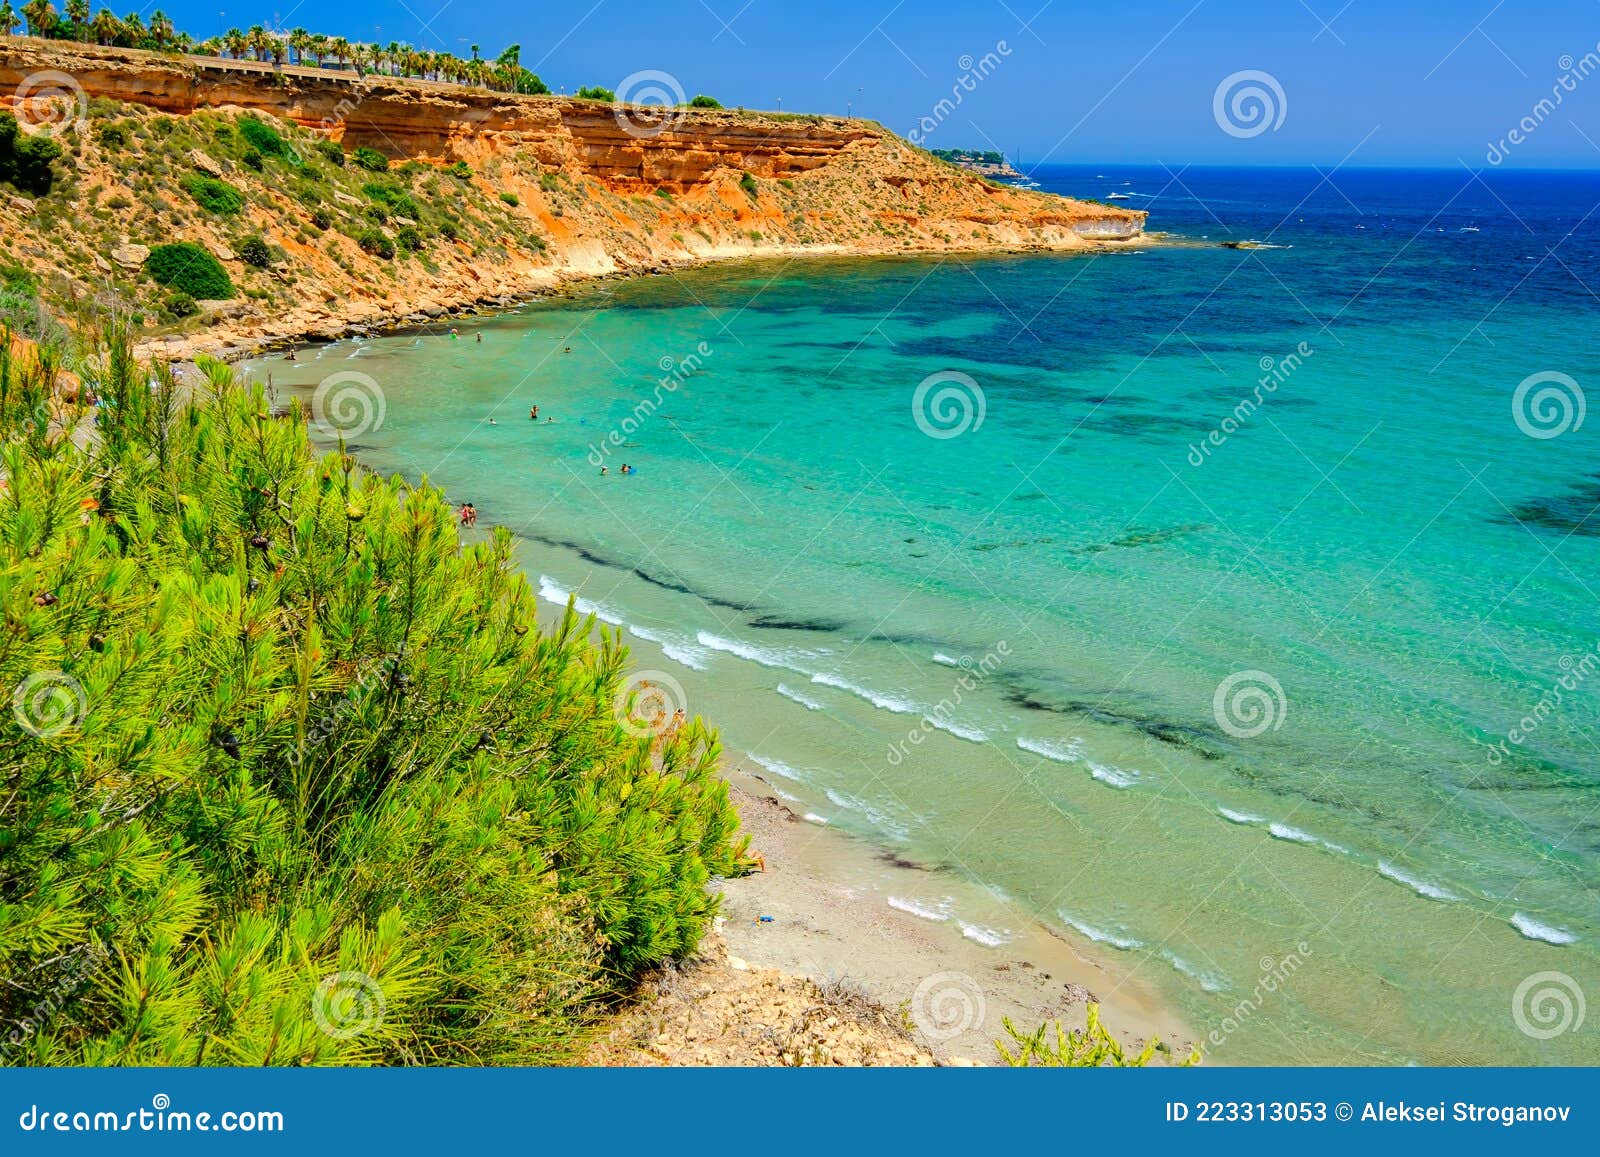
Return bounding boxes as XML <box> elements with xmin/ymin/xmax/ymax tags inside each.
<box><xmin>0</xmin><ymin>6</ymin><xmax>552</xmax><ymax>95</ymax></box>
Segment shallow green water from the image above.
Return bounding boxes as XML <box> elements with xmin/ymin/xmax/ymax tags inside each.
<box><xmin>248</xmin><ymin>166</ymin><xmax>1600</xmax><ymax>1064</ymax></box>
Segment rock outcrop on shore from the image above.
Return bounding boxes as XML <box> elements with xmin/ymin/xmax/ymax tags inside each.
<box><xmin>0</xmin><ymin>38</ymin><xmax>1145</xmax><ymax>358</ymax></box>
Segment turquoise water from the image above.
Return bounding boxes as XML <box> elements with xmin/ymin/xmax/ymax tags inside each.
<box><xmin>250</xmin><ymin>166</ymin><xmax>1600</xmax><ymax>1064</ymax></box>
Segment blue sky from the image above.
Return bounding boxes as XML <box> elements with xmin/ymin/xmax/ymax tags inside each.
<box><xmin>158</xmin><ymin>0</ymin><xmax>1600</xmax><ymax>166</ymax></box>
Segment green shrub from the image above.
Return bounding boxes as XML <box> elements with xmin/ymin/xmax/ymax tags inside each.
<box><xmin>238</xmin><ymin>116</ymin><xmax>288</xmax><ymax>157</ymax></box>
<box><xmin>238</xmin><ymin>235</ymin><xmax>273</xmax><ymax>268</ymax></box>
<box><xmin>95</xmin><ymin>123</ymin><xmax>128</xmax><ymax>149</ymax></box>
<box><xmin>0</xmin><ymin>112</ymin><xmax>63</xmax><ymax>196</ymax></box>
<box><xmin>0</xmin><ymin>329</ymin><xmax>746</xmax><ymax>1065</ymax></box>
<box><xmin>396</xmin><ymin>225</ymin><xmax>424</xmax><ymax>252</ymax></box>
<box><xmin>576</xmin><ymin>86</ymin><xmax>615</xmax><ymax>101</ymax></box>
<box><xmin>654</xmin><ymin>187</ymin><xmax>673</xmax><ymax>199</ymax></box>
<box><xmin>358</xmin><ymin>228</ymin><xmax>396</xmax><ymax>259</ymax></box>
<box><xmin>739</xmin><ymin>171</ymin><xmax>759</xmax><ymax>200</ymax></box>
<box><xmin>447</xmin><ymin>160</ymin><xmax>472</xmax><ymax>180</ymax></box>
<box><xmin>352</xmin><ymin>147</ymin><xmax>390</xmax><ymax>173</ymax></box>
<box><xmin>144</xmin><ymin>242</ymin><xmax>235</xmax><ymax>299</ymax></box>
<box><xmin>163</xmin><ymin>290</ymin><xmax>199</xmax><ymax>319</ymax></box>
<box><xmin>316</xmin><ymin>139</ymin><xmax>346</xmax><ymax>167</ymax></box>
<box><xmin>311</xmin><ymin>207</ymin><xmax>333</xmax><ymax>230</ymax></box>
<box><xmin>996</xmin><ymin>1006</ymin><xmax>1198</xmax><ymax>1067</ymax></box>
<box><xmin>688</xmin><ymin>94</ymin><xmax>722</xmax><ymax>108</ymax></box>
<box><xmin>363</xmin><ymin>182</ymin><xmax>421</xmax><ymax>220</ymax></box>
<box><xmin>180</xmin><ymin>173</ymin><xmax>245</xmax><ymax>216</ymax></box>
<box><xmin>242</xmin><ymin>148</ymin><xmax>264</xmax><ymax>172</ymax></box>
<box><xmin>498</xmin><ymin>192</ymin><xmax>519</xmax><ymax>207</ymax></box>
<box><xmin>438</xmin><ymin>220</ymin><xmax>459</xmax><ymax>241</ymax></box>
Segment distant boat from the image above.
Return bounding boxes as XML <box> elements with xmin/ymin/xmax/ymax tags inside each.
<box><xmin>1107</xmin><ymin>191</ymin><xmax>1132</xmax><ymax>200</ymax></box>
<box><xmin>1459</xmin><ymin>225</ymin><xmax>1480</xmax><ymax>233</ymax></box>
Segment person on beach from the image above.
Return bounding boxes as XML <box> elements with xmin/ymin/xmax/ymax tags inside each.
<box><xmin>459</xmin><ymin>503</ymin><xmax>477</xmax><ymax>528</ymax></box>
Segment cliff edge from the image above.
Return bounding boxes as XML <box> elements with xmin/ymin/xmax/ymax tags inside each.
<box><xmin>1</xmin><ymin>38</ymin><xmax>1144</xmax><ymax>356</ymax></box>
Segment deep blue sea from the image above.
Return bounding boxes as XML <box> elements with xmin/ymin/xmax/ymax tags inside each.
<box><xmin>252</xmin><ymin>165</ymin><xmax>1600</xmax><ymax>1064</ymax></box>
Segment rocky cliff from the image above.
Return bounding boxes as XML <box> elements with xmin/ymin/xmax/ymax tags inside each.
<box><xmin>0</xmin><ymin>38</ymin><xmax>1145</xmax><ymax>356</ymax></box>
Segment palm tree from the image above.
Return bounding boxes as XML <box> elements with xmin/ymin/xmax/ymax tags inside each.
<box><xmin>245</xmin><ymin>24</ymin><xmax>269</xmax><ymax>62</ymax></box>
<box><xmin>287</xmin><ymin>27</ymin><xmax>309</xmax><ymax>66</ymax></box>
<box><xmin>121</xmin><ymin>11</ymin><xmax>144</xmax><ymax>46</ymax></box>
<box><xmin>269</xmin><ymin>36</ymin><xmax>286</xmax><ymax>68</ymax></box>
<box><xmin>62</xmin><ymin>0</ymin><xmax>85</xmax><ymax>36</ymax></box>
<box><xmin>221</xmin><ymin>26</ymin><xmax>245</xmax><ymax>60</ymax></box>
<box><xmin>148</xmin><ymin>9</ymin><xmax>173</xmax><ymax>49</ymax></box>
<box><xmin>19</xmin><ymin>0</ymin><xmax>56</xmax><ymax>38</ymax></box>
<box><xmin>328</xmin><ymin>36</ymin><xmax>350</xmax><ymax>71</ymax></box>
<box><xmin>309</xmin><ymin>32</ymin><xmax>329</xmax><ymax>67</ymax></box>
<box><xmin>0</xmin><ymin>1</ymin><xmax>20</xmax><ymax>37</ymax></box>
<box><xmin>88</xmin><ymin>6</ymin><xmax>118</xmax><ymax>45</ymax></box>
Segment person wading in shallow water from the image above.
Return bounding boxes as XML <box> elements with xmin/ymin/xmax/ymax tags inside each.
<box><xmin>530</xmin><ymin>405</ymin><xmax>539</xmax><ymax>420</ymax></box>
<box><xmin>458</xmin><ymin>502</ymin><xmax>477</xmax><ymax>528</ymax></box>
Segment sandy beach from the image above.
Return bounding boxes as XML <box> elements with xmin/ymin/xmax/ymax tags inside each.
<box><xmin>712</xmin><ymin>757</ymin><xmax>1198</xmax><ymax>1063</ymax></box>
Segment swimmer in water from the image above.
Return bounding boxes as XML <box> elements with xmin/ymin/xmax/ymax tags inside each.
<box><xmin>563</xmin><ymin>346</ymin><xmax>572</xmax><ymax>353</ymax></box>
<box><xmin>476</xmin><ymin>333</ymin><xmax>482</xmax><ymax>343</ymax></box>
<box><xmin>599</xmin><ymin>467</ymin><xmax>608</xmax><ymax>476</ymax></box>
<box><xmin>530</xmin><ymin>405</ymin><xmax>539</xmax><ymax>420</ymax></box>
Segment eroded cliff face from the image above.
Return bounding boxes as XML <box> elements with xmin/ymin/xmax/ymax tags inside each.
<box><xmin>0</xmin><ymin>38</ymin><xmax>1145</xmax><ymax>356</ymax></box>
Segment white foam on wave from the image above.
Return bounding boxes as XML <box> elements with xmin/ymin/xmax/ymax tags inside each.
<box><xmin>1511</xmin><ymin>912</ymin><xmax>1578</xmax><ymax>945</ymax></box>
<box><xmin>1218</xmin><ymin>806</ymin><xmax>1265</xmax><ymax>825</ymax></box>
<box><xmin>824</xmin><ymin>788</ymin><xmax>912</xmax><ymax>842</ymax></box>
<box><xmin>1058</xmin><ymin>910</ymin><xmax>1144</xmax><ymax>951</ymax></box>
<box><xmin>810</xmin><ymin>672</ymin><xmax>921</xmax><ymax>715</ymax></box>
<box><xmin>1088</xmin><ymin>762</ymin><xmax>1139</xmax><ymax>789</ymax></box>
<box><xmin>1266</xmin><ymin>822</ymin><xmax>1350</xmax><ymax>856</ymax></box>
<box><xmin>888</xmin><ymin>896</ymin><xmax>951</xmax><ymax>923</ymax></box>
<box><xmin>959</xmin><ymin>922</ymin><xmax>1012</xmax><ymax>948</ymax></box>
<box><xmin>1017</xmin><ymin>736</ymin><xmax>1085</xmax><ymax>763</ymax></box>
<box><xmin>776</xmin><ymin>682</ymin><xmax>825</xmax><ymax>711</ymax></box>
<box><xmin>696</xmin><ymin>631</ymin><xmax>808</xmax><ymax>673</ymax></box>
<box><xmin>926</xmin><ymin>716</ymin><xmax>989</xmax><ymax>744</ymax></box>
<box><xmin>802</xmin><ymin>812</ymin><xmax>830</xmax><ymax>826</ymax></box>
<box><xmin>537</xmin><ymin>575</ymin><xmax>624</xmax><ymax>625</ymax></box>
<box><xmin>1163</xmin><ymin>951</ymin><xmax>1230</xmax><ymax>992</ymax></box>
<box><xmin>627</xmin><ymin>624</ymin><xmax>711</xmax><ymax>671</ymax></box>
<box><xmin>748</xmin><ymin>753</ymin><xmax>807</xmax><ymax>783</ymax></box>
<box><xmin>932</xmin><ymin>652</ymin><xmax>961</xmax><ymax>667</ymax></box>
<box><xmin>1377</xmin><ymin>862</ymin><xmax>1461</xmax><ymax>902</ymax></box>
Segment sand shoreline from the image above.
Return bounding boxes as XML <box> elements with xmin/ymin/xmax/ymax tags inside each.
<box><xmin>136</xmin><ymin>235</ymin><xmax>1149</xmax><ymax>366</ymax></box>
<box><xmin>711</xmin><ymin>756</ymin><xmax>1199</xmax><ymax>1064</ymax></box>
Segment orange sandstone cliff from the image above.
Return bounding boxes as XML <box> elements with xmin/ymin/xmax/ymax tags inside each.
<box><xmin>0</xmin><ymin>38</ymin><xmax>1145</xmax><ymax>357</ymax></box>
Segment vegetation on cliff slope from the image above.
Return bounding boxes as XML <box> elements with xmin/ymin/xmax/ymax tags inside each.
<box><xmin>0</xmin><ymin>307</ymin><xmax>748</xmax><ymax>1064</ymax></box>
